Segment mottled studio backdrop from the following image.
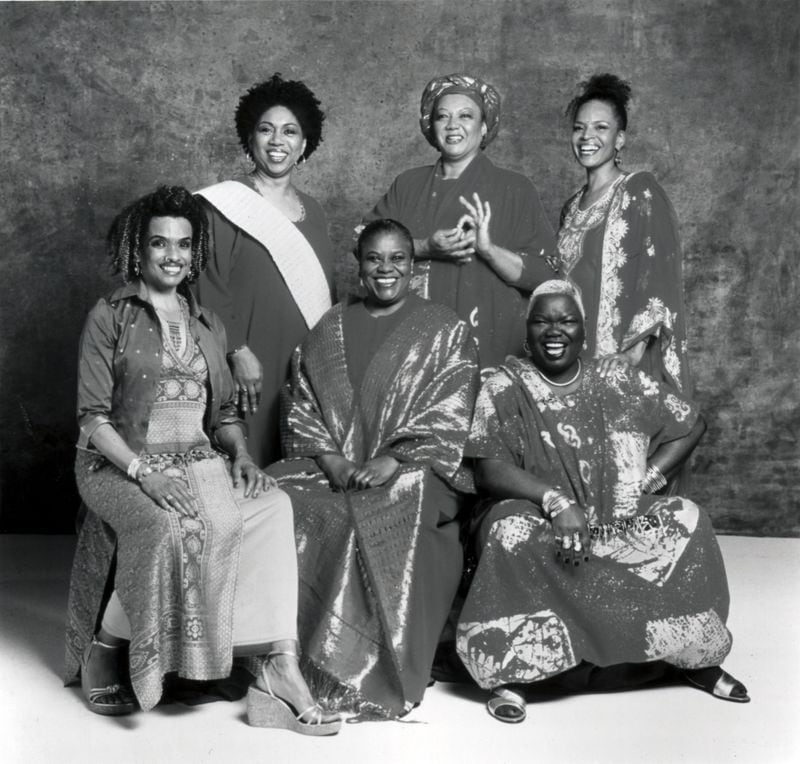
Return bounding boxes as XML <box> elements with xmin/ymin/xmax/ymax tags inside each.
<box><xmin>0</xmin><ymin>0</ymin><xmax>797</xmax><ymax>534</ymax></box>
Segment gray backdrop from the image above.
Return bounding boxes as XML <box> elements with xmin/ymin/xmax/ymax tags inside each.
<box><xmin>1</xmin><ymin>0</ymin><xmax>797</xmax><ymax>534</ymax></box>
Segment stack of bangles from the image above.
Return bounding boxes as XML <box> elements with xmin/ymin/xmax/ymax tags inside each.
<box><xmin>541</xmin><ymin>488</ymin><xmax>574</xmax><ymax>520</ymax></box>
<box><xmin>642</xmin><ymin>464</ymin><xmax>667</xmax><ymax>494</ymax></box>
<box><xmin>127</xmin><ymin>456</ymin><xmax>154</xmax><ymax>483</ymax></box>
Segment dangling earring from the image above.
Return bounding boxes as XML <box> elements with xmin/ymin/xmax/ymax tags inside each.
<box><xmin>614</xmin><ymin>147</ymin><xmax>623</xmax><ymax>167</ymax></box>
<box><xmin>243</xmin><ymin>150</ymin><xmax>255</xmax><ymax>174</ymax></box>
<box><xmin>133</xmin><ymin>257</ymin><xmax>141</xmax><ymax>277</ymax></box>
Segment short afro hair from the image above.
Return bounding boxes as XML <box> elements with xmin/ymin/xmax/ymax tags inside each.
<box><xmin>566</xmin><ymin>73</ymin><xmax>632</xmax><ymax>130</ymax></box>
<box><xmin>356</xmin><ymin>219</ymin><xmax>415</xmax><ymax>261</ymax></box>
<box><xmin>107</xmin><ymin>185</ymin><xmax>209</xmax><ymax>289</ymax></box>
<box><xmin>235</xmin><ymin>73</ymin><xmax>325</xmax><ymax>161</ymax></box>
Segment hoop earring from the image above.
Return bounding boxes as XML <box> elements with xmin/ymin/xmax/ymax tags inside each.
<box><xmin>294</xmin><ymin>156</ymin><xmax>306</xmax><ymax>170</ymax></box>
<box><xmin>523</xmin><ymin>340</ymin><xmax>531</xmax><ymax>356</ymax></box>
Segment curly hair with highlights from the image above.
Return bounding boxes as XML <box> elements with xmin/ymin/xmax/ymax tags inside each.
<box><xmin>107</xmin><ymin>185</ymin><xmax>209</xmax><ymax>288</ymax></box>
<box><xmin>566</xmin><ymin>73</ymin><xmax>632</xmax><ymax>130</ymax></box>
<box><xmin>235</xmin><ymin>73</ymin><xmax>325</xmax><ymax>161</ymax></box>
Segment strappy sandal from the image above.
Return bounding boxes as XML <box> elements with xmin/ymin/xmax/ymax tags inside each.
<box><xmin>80</xmin><ymin>637</ymin><xmax>136</xmax><ymax>716</ymax></box>
<box><xmin>487</xmin><ymin>686</ymin><xmax>527</xmax><ymax>723</ymax></box>
<box><xmin>684</xmin><ymin>667</ymin><xmax>750</xmax><ymax>703</ymax></box>
<box><xmin>247</xmin><ymin>651</ymin><xmax>342</xmax><ymax>736</ymax></box>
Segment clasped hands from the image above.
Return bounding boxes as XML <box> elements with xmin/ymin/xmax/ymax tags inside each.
<box><xmin>424</xmin><ymin>192</ymin><xmax>493</xmax><ymax>265</ymax></box>
<box><xmin>316</xmin><ymin>453</ymin><xmax>400</xmax><ymax>492</ymax></box>
<box><xmin>139</xmin><ymin>454</ymin><xmax>275</xmax><ymax>518</ymax></box>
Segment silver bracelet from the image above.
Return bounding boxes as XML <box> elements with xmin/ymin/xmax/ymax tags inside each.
<box><xmin>126</xmin><ymin>457</ymin><xmax>143</xmax><ymax>481</ymax></box>
<box><xmin>542</xmin><ymin>488</ymin><xmax>574</xmax><ymax>520</ymax></box>
<box><xmin>643</xmin><ymin>464</ymin><xmax>667</xmax><ymax>494</ymax></box>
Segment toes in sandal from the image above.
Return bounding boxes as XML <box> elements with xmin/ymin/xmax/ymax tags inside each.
<box><xmin>487</xmin><ymin>686</ymin><xmax>527</xmax><ymax>723</ymax></box>
<box><xmin>247</xmin><ymin>651</ymin><xmax>341</xmax><ymax>736</ymax></box>
<box><xmin>80</xmin><ymin>637</ymin><xmax>136</xmax><ymax>716</ymax></box>
<box><xmin>684</xmin><ymin>667</ymin><xmax>750</xmax><ymax>703</ymax></box>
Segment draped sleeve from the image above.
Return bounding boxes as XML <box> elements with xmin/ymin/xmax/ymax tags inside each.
<box><xmin>379</xmin><ymin>316</ymin><xmax>479</xmax><ymax>481</ymax></box>
<box><xmin>464</xmin><ymin>369</ymin><xmax>527</xmax><ymax>465</ymax></box>
<box><xmin>614</xmin><ymin>173</ymin><xmax>688</xmax><ymax>389</ymax></box>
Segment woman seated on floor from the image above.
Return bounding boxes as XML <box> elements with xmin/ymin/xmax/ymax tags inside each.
<box><xmin>63</xmin><ymin>186</ymin><xmax>339</xmax><ymax>735</ymax></box>
<box><xmin>267</xmin><ymin>219</ymin><xmax>479</xmax><ymax>718</ymax></box>
<box><xmin>456</xmin><ymin>279</ymin><xmax>748</xmax><ymax>723</ymax></box>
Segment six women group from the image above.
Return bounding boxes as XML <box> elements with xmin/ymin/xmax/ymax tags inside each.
<box><xmin>63</xmin><ymin>71</ymin><xmax>749</xmax><ymax>735</ymax></box>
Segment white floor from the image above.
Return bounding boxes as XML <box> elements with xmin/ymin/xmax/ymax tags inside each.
<box><xmin>1</xmin><ymin>534</ymin><xmax>798</xmax><ymax>764</ymax></box>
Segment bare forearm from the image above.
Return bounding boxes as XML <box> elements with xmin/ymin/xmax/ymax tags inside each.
<box><xmin>475</xmin><ymin>457</ymin><xmax>551</xmax><ymax>505</ymax></box>
<box><xmin>479</xmin><ymin>244</ymin><xmax>524</xmax><ymax>284</ymax></box>
<box><xmin>214</xmin><ymin>423</ymin><xmax>250</xmax><ymax>461</ymax></box>
<box><xmin>87</xmin><ymin>423</ymin><xmax>139</xmax><ymax>474</ymax></box>
<box><xmin>649</xmin><ymin>415</ymin><xmax>706</xmax><ymax>478</ymax></box>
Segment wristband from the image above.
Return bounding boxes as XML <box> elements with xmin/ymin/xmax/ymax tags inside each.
<box><xmin>227</xmin><ymin>343</ymin><xmax>248</xmax><ymax>358</ymax></box>
<box><xmin>643</xmin><ymin>464</ymin><xmax>667</xmax><ymax>494</ymax></box>
<box><xmin>542</xmin><ymin>488</ymin><xmax>574</xmax><ymax>520</ymax></box>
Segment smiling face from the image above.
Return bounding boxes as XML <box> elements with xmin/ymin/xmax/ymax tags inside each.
<box><xmin>249</xmin><ymin>105</ymin><xmax>307</xmax><ymax>178</ymax></box>
<box><xmin>432</xmin><ymin>93</ymin><xmax>487</xmax><ymax>164</ymax></box>
<box><xmin>526</xmin><ymin>293</ymin><xmax>585</xmax><ymax>381</ymax></box>
<box><xmin>139</xmin><ymin>216</ymin><xmax>193</xmax><ymax>294</ymax></box>
<box><xmin>359</xmin><ymin>230</ymin><xmax>413</xmax><ymax>312</ymax></box>
<box><xmin>571</xmin><ymin>99</ymin><xmax>625</xmax><ymax>170</ymax></box>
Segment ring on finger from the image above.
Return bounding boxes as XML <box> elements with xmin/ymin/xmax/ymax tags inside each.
<box><xmin>562</xmin><ymin>536</ymin><xmax>573</xmax><ymax>549</ymax></box>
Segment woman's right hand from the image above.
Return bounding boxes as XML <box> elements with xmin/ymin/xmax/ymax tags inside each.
<box><xmin>140</xmin><ymin>471</ymin><xmax>197</xmax><ymax>518</ymax></box>
<box><xmin>423</xmin><ymin>226</ymin><xmax>475</xmax><ymax>264</ymax></box>
<box><xmin>551</xmin><ymin>503</ymin><xmax>590</xmax><ymax>566</ymax></box>
<box><xmin>316</xmin><ymin>454</ymin><xmax>357</xmax><ymax>492</ymax></box>
<box><xmin>229</xmin><ymin>346</ymin><xmax>262</xmax><ymax>415</ymax></box>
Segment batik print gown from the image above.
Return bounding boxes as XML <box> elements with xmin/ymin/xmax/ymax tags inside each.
<box><xmin>456</xmin><ymin>358</ymin><xmax>732</xmax><ymax>689</ymax></box>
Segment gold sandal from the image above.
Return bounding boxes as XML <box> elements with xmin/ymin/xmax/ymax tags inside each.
<box><xmin>80</xmin><ymin>637</ymin><xmax>136</xmax><ymax>716</ymax></box>
<box><xmin>246</xmin><ymin>651</ymin><xmax>341</xmax><ymax>736</ymax></box>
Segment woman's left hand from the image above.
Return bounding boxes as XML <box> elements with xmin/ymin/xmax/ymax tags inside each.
<box><xmin>231</xmin><ymin>454</ymin><xmax>276</xmax><ymax>498</ymax></box>
<box><xmin>348</xmin><ymin>455</ymin><xmax>400</xmax><ymax>491</ymax></box>
<box><xmin>596</xmin><ymin>352</ymin><xmax>631</xmax><ymax>378</ymax></box>
<box><xmin>552</xmin><ymin>503</ymin><xmax>591</xmax><ymax>566</ymax></box>
<box><xmin>459</xmin><ymin>192</ymin><xmax>493</xmax><ymax>258</ymax></box>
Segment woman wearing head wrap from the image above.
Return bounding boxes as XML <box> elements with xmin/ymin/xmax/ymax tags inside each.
<box><xmin>456</xmin><ymin>279</ymin><xmax>747</xmax><ymax>723</ymax></box>
<box><xmin>364</xmin><ymin>74</ymin><xmax>557</xmax><ymax>370</ymax></box>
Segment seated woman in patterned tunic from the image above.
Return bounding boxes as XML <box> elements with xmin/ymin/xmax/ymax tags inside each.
<box><xmin>64</xmin><ymin>186</ymin><xmax>339</xmax><ymax>735</ymax></box>
<box><xmin>267</xmin><ymin>219</ymin><xmax>479</xmax><ymax>718</ymax></box>
<box><xmin>456</xmin><ymin>279</ymin><xmax>748</xmax><ymax>723</ymax></box>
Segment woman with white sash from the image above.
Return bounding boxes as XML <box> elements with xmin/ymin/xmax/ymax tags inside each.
<box><xmin>196</xmin><ymin>74</ymin><xmax>334</xmax><ymax>467</ymax></box>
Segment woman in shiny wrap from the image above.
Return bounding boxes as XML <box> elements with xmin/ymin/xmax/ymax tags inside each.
<box><xmin>64</xmin><ymin>187</ymin><xmax>340</xmax><ymax>735</ymax></box>
<box><xmin>456</xmin><ymin>280</ymin><xmax>748</xmax><ymax>723</ymax></box>
<box><xmin>557</xmin><ymin>74</ymin><xmax>691</xmax><ymax>397</ymax></box>
<box><xmin>196</xmin><ymin>73</ymin><xmax>334</xmax><ymax>468</ymax></box>
<box><xmin>267</xmin><ymin>219</ymin><xmax>479</xmax><ymax>717</ymax></box>
<box><xmin>364</xmin><ymin>73</ymin><xmax>556</xmax><ymax>371</ymax></box>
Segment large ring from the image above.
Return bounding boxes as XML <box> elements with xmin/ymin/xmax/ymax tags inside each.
<box><xmin>574</xmin><ymin>540</ymin><xmax>583</xmax><ymax>552</ymax></box>
<box><xmin>562</xmin><ymin>536</ymin><xmax>573</xmax><ymax>549</ymax></box>
<box><xmin>165</xmin><ymin>494</ymin><xmax>174</xmax><ymax>502</ymax></box>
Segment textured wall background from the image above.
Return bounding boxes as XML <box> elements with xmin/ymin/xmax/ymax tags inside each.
<box><xmin>1</xmin><ymin>0</ymin><xmax>797</xmax><ymax>534</ymax></box>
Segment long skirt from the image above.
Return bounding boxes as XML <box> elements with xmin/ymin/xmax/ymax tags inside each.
<box><xmin>64</xmin><ymin>451</ymin><xmax>297</xmax><ymax>710</ymax></box>
<box><xmin>456</xmin><ymin>496</ymin><xmax>733</xmax><ymax>690</ymax></box>
<box><xmin>268</xmin><ymin>459</ymin><xmax>465</xmax><ymax>716</ymax></box>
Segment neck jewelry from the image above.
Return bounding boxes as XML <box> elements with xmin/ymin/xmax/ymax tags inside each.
<box><xmin>537</xmin><ymin>358</ymin><xmax>582</xmax><ymax>387</ymax></box>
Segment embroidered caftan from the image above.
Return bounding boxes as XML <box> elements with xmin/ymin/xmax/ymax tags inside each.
<box><xmin>456</xmin><ymin>358</ymin><xmax>732</xmax><ymax>690</ymax></box>
<box><xmin>557</xmin><ymin>172</ymin><xmax>691</xmax><ymax>394</ymax></box>
<box><xmin>267</xmin><ymin>296</ymin><xmax>479</xmax><ymax>715</ymax></box>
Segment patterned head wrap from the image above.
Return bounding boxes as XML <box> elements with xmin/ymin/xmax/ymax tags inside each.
<box><xmin>419</xmin><ymin>73</ymin><xmax>502</xmax><ymax>149</ymax></box>
<box><xmin>528</xmin><ymin>279</ymin><xmax>586</xmax><ymax>322</ymax></box>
